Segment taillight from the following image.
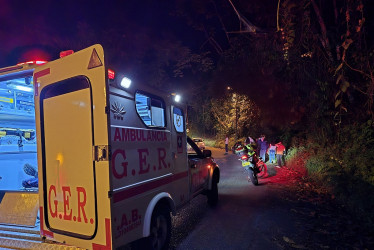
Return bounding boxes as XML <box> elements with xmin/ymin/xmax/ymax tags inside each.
<box><xmin>241</xmin><ymin>155</ymin><xmax>248</xmax><ymax>160</ymax></box>
<box><xmin>108</xmin><ymin>69</ymin><xmax>115</xmax><ymax>80</ymax></box>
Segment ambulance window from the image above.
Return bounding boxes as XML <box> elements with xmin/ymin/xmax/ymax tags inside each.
<box><xmin>173</xmin><ymin>107</ymin><xmax>184</xmax><ymax>133</ymax></box>
<box><xmin>135</xmin><ymin>92</ymin><xmax>165</xmax><ymax>127</ymax></box>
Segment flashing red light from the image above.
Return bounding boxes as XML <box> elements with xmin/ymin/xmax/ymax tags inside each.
<box><xmin>241</xmin><ymin>155</ymin><xmax>248</xmax><ymax>160</ymax></box>
<box><xmin>17</xmin><ymin>60</ymin><xmax>47</xmax><ymax>66</ymax></box>
<box><xmin>60</xmin><ymin>50</ymin><xmax>74</xmax><ymax>58</ymax></box>
<box><xmin>108</xmin><ymin>69</ymin><xmax>115</xmax><ymax>80</ymax></box>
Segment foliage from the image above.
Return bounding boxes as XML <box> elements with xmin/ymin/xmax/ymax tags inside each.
<box><xmin>210</xmin><ymin>92</ymin><xmax>260</xmax><ymax>139</ymax></box>
<box><xmin>290</xmin><ymin>120</ymin><xmax>374</xmax><ymax>230</ymax></box>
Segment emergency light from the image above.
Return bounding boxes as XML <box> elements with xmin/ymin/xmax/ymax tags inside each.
<box><xmin>174</xmin><ymin>94</ymin><xmax>181</xmax><ymax>102</ymax></box>
<box><xmin>17</xmin><ymin>60</ymin><xmax>47</xmax><ymax>66</ymax></box>
<box><xmin>171</xmin><ymin>93</ymin><xmax>181</xmax><ymax>102</ymax></box>
<box><xmin>60</xmin><ymin>50</ymin><xmax>74</xmax><ymax>58</ymax></box>
<box><xmin>108</xmin><ymin>69</ymin><xmax>115</xmax><ymax>80</ymax></box>
<box><xmin>120</xmin><ymin>77</ymin><xmax>132</xmax><ymax>89</ymax></box>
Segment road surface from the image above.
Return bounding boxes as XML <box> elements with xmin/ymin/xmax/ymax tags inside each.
<box><xmin>169</xmin><ymin>147</ymin><xmax>373</xmax><ymax>250</ymax></box>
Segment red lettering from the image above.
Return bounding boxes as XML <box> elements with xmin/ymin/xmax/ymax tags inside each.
<box><xmin>136</xmin><ymin>130</ymin><xmax>142</xmax><ymax>141</ymax></box>
<box><xmin>62</xmin><ymin>186</ymin><xmax>72</xmax><ymax>220</ymax></box>
<box><xmin>114</xmin><ymin>128</ymin><xmax>169</xmax><ymax>142</ymax></box>
<box><xmin>114</xmin><ymin>128</ymin><xmax>121</xmax><ymax>141</ymax></box>
<box><xmin>112</xmin><ymin>149</ymin><xmax>128</xmax><ymax>179</ymax></box>
<box><xmin>130</xmin><ymin>129</ymin><xmax>136</xmax><ymax>141</ymax></box>
<box><xmin>157</xmin><ymin>148</ymin><xmax>167</xmax><ymax>170</ymax></box>
<box><xmin>138</xmin><ymin>149</ymin><xmax>149</xmax><ymax>174</ymax></box>
<box><xmin>76</xmin><ymin>187</ymin><xmax>88</xmax><ymax>223</ymax></box>
<box><xmin>142</xmin><ymin>130</ymin><xmax>147</xmax><ymax>141</ymax></box>
<box><xmin>122</xmin><ymin>128</ymin><xmax>128</xmax><ymax>141</ymax></box>
<box><xmin>132</xmin><ymin>209</ymin><xmax>139</xmax><ymax>221</ymax></box>
<box><xmin>48</xmin><ymin>185</ymin><xmax>58</xmax><ymax>218</ymax></box>
<box><xmin>121</xmin><ymin>213</ymin><xmax>128</xmax><ymax>227</ymax></box>
<box><xmin>152</xmin><ymin>131</ymin><xmax>157</xmax><ymax>141</ymax></box>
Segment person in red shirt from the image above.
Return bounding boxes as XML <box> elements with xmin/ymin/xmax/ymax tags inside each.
<box><xmin>275</xmin><ymin>141</ymin><xmax>286</xmax><ymax>167</ymax></box>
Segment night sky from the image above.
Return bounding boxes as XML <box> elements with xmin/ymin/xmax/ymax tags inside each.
<box><xmin>0</xmin><ymin>0</ymin><xmax>292</xmax><ymax>127</ymax></box>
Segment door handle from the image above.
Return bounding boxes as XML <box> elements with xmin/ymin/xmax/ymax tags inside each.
<box><xmin>93</xmin><ymin>145</ymin><xmax>109</xmax><ymax>161</ymax></box>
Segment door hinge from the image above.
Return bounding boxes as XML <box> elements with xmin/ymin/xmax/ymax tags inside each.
<box><xmin>105</xmin><ymin>106</ymin><xmax>110</xmax><ymax>114</ymax></box>
<box><xmin>93</xmin><ymin>145</ymin><xmax>110</xmax><ymax>161</ymax></box>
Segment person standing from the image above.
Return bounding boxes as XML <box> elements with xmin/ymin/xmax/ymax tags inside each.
<box><xmin>245</xmin><ymin>136</ymin><xmax>255</xmax><ymax>145</ymax></box>
<box><xmin>225</xmin><ymin>135</ymin><xmax>229</xmax><ymax>154</ymax></box>
<box><xmin>276</xmin><ymin>141</ymin><xmax>286</xmax><ymax>167</ymax></box>
<box><xmin>17</xmin><ymin>130</ymin><xmax>23</xmax><ymax>152</ymax></box>
<box><xmin>257</xmin><ymin>135</ymin><xmax>268</xmax><ymax>161</ymax></box>
<box><xmin>267</xmin><ymin>142</ymin><xmax>276</xmax><ymax>163</ymax></box>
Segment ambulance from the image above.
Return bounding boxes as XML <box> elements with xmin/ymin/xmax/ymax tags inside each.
<box><xmin>0</xmin><ymin>44</ymin><xmax>220</xmax><ymax>249</ymax></box>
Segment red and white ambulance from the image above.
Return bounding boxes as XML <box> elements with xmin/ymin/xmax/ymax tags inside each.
<box><xmin>0</xmin><ymin>44</ymin><xmax>220</xmax><ymax>249</ymax></box>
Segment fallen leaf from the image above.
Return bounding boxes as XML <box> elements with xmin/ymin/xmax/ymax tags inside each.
<box><xmin>292</xmin><ymin>244</ymin><xmax>307</xmax><ymax>249</ymax></box>
<box><xmin>283</xmin><ymin>236</ymin><xmax>295</xmax><ymax>244</ymax></box>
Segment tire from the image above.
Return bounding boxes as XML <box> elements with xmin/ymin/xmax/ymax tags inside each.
<box><xmin>207</xmin><ymin>177</ymin><xmax>218</xmax><ymax>207</ymax></box>
<box><xmin>248</xmin><ymin>168</ymin><xmax>259</xmax><ymax>186</ymax></box>
<box><xmin>140</xmin><ymin>204</ymin><xmax>171</xmax><ymax>250</ymax></box>
<box><xmin>257</xmin><ymin>163</ymin><xmax>268</xmax><ymax>178</ymax></box>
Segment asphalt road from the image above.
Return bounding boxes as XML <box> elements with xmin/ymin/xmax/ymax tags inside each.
<box><xmin>170</xmin><ymin>147</ymin><xmax>284</xmax><ymax>250</ymax></box>
<box><xmin>169</xmin><ymin>147</ymin><xmax>373</xmax><ymax>250</ymax></box>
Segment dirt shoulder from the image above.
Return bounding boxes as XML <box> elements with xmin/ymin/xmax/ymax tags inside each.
<box><xmin>265</xmin><ymin>164</ymin><xmax>374</xmax><ymax>249</ymax></box>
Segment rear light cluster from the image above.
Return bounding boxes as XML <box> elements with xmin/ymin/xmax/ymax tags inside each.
<box><xmin>241</xmin><ymin>155</ymin><xmax>248</xmax><ymax>160</ymax></box>
<box><xmin>108</xmin><ymin>69</ymin><xmax>115</xmax><ymax>80</ymax></box>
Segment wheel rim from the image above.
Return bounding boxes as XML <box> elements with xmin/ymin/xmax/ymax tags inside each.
<box><xmin>151</xmin><ymin>215</ymin><xmax>168</xmax><ymax>250</ymax></box>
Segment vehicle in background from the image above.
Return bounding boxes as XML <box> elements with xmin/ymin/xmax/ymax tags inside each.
<box><xmin>192</xmin><ymin>138</ymin><xmax>205</xmax><ymax>151</ymax></box>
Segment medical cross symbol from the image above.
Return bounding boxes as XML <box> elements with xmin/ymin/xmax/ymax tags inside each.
<box><xmin>176</xmin><ymin>115</ymin><xmax>181</xmax><ymax>127</ymax></box>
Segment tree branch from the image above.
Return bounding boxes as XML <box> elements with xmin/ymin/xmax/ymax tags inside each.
<box><xmin>310</xmin><ymin>0</ymin><xmax>334</xmax><ymax>63</ymax></box>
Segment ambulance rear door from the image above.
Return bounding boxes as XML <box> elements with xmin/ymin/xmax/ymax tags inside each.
<box><xmin>33</xmin><ymin>45</ymin><xmax>112</xmax><ymax>249</ymax></box>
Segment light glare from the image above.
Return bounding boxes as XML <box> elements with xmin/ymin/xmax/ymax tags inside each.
<box><xmin>14</xmin><ymin>85</ymin><xmax>33</xmax><ymax>92</ymax></box>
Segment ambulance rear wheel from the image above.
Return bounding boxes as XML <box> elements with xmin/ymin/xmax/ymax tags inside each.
<box><xmin>146</xmin><ymin>204</ymin><xmax>171</xmax><ymax>250</ymax></box>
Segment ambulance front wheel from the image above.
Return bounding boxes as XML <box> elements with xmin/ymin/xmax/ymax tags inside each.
<box><xmin>142</xmin><ymin>204</ymin><xmax>171</xmax><ymax>250</ymax></box>
<box><xmin>207</xmin><ymin>178</ymin><xmax>218</xmax><ymax>207</ymax></box>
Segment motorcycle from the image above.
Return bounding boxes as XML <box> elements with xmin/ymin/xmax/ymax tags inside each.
<box><xmin>240</xmin><ymin>152</ymin><xmax>267</xmax><ymax>186</ymax></box>
<box><xmin>232</xmin><ymin>141</ymin><xmax>244</xmax><ymax>155</ymax></box>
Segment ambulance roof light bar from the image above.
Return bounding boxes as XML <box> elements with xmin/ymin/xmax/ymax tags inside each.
<box><xmin>17</xmin><ymin>60</ymin><xmax>47</xmax><ymax>66</ymax></box>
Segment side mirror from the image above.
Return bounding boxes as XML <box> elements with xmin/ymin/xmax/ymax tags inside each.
<box><xmin>202</xmin><ymin>149</ymin><xmax>211</xmax><ymax>158</ymax></box>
